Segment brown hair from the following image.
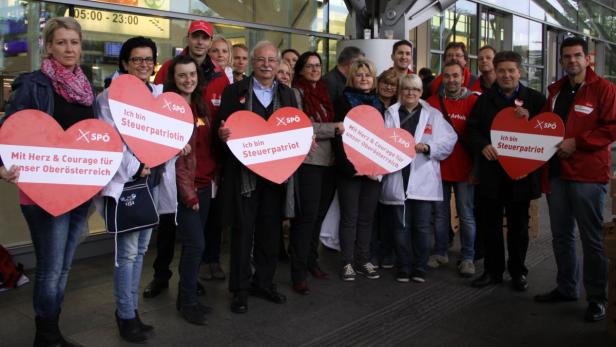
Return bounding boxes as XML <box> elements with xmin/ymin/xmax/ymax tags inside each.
<box><xmin>42</xmin><ymin>17</ymin><xmax>83</xmax><ymax>57</ymax></box>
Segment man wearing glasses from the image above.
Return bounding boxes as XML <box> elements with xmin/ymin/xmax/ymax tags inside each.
<box><xmin>216</xmin><ymin>41</ymin><xmax>299</xmax><ymax>314</ymax></box>
<box><xmin>425</xmin><ymin>42</ymin><xmax>480</xmax><ymax>99</ymax></box>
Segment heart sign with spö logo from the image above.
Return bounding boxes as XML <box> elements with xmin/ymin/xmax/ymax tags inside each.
<box><xmin>108</xmin><ymin>74</ymin><xmax>194</xmax><ymax>168</ymax></box>
<box><xmin>225</xmin><ymin>107</ymin><xmax>314</xmax><ymax>184</ymax></box>
<box><xmin>490</xmin><ymin>107</ymin><xmax>564</xmax><ymax>179</ymax></box>
<box><xmin>342</xmin><ymin>105</ymin><xmax>416</xmax><ymax>175</ymax></box>
<box><xmin>0</xmin><ymin>110</ymin><xmax>123</xmax><ymax>216</ymax></box>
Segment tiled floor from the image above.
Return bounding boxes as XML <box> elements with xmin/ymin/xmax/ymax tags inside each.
<box><xmin>0</xmin><ymin>198</ymin><xmax>614</xmax><ymax>346</ymax></box>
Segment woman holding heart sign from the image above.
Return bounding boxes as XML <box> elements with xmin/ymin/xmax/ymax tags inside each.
<box><xmin>380</xmin><ymin>74</ymin><xmax>457</xmax><ymax>284</ymax></box>
<box><xmin>288</xmin><ymin>51</ymin><xmax>344</xmax><ymax>294</ymax></box>
<box><xmin>96</xmin><ymin>36</ymin><xmax>183</xmax><ymax>343</ymax></box>
<box><xmin>332</xmin><ymin>59</ymin><xmax>384</xmax><ymax>282</ymax></box>
<box><xmin>0</xmin><ymin>17</ymin><xmax>95</xmax><ymax>346</ymax></box>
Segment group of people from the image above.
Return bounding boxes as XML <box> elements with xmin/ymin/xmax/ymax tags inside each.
<box><xmin>0</xmin><ymin>15</ymin><xmax>615</xmax><ymax>346</ymax></box>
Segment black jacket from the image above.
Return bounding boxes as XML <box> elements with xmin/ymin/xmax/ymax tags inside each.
<box><xmin>465</xmin><ymin>83</ymin><xmax>546</xmax><ymax>202</ymax></box>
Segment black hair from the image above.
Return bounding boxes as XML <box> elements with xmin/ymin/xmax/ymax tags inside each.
<box><xmin>442</xmin><ymin>60</ymin><xmax>464</xmax><ymax>73</ymax></box>
<box><xmin>493</xmin><ymin>50</ymin><xmax>522</xmax><ymax>69</ymax></box>
<box><xmin>282</xmin><ymin>48</ymin><xmax>300</xmax><ymax>59</ymax></box>
<box><xmin>163</xmin><ymin>55</ymin><xmax>208</xmax><ymax>121</ymax></box>
<box><xmin>418</xmin><ymin>67</ymin><xmax>433</xmax><ymax>79</ymax></box>
<box><xmin>118</xmin><ymin>36</ymin><xmax>158</xmax><ymax>75</ymax></box>
<box><xmin>443</xmin><ymin>42</ymin><xmax>468</xmax><ymax>61</ymax></box>
<box><xmin>560</xmin><ymin>36</ymin><xmax>588</xmax><ymax>56</ymax></box>
<box><xmin>293</xmin><ymin>51</ymin><xmax>322</xmax><ymax>82</ymax></box>
<box><xmin>392</xmin><ymin>40</ymin><xmax>413</xmax><ymax>55</ymax></box>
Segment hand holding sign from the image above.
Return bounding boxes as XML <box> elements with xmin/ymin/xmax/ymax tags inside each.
<box><xmin>0</xmin><ymin>110</ymin><xmax>123</xmax><ymax>216</ymax></box>
<box><xmin>224</xmin><ymin>107</ymin><xmax>314</xmax><ymax>184</ymax></box>
<box><xmin>342</xmin><ymin>105</ymin><xmax>416</xmax><ymax>176</ymax></box>
<box><xmin>490</xmin><ymin>107</ymin><xmax>564</xmax><ymax>179</ymax></box>
<box><xmin>108</xmin><ymin>74</ymin><xmax>194</xmax><ymax>167</ymax></box>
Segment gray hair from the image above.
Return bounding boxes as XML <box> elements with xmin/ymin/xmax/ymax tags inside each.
<box><xmin>250</xmin><ymin>40</ymin><xmax>280</xmax><ymax>60</ymax></box>
<box><xmin>337</xmin><ymin>46</ymin><xmax>364</xmax><ymax>65</ymax></box>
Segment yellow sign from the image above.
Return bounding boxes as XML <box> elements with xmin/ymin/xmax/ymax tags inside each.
<box><xmin>68</xmin><ymin>7</ymin><xmax>170</xmax><ymax>39</ymax></box>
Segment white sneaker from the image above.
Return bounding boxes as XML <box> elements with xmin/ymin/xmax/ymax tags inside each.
<box><xmin>458</xmin><ymin>260</ymin><xmax>476</xmax><ymax>277</ymax></box>
<box><xmin>340</xmin><ymin>264</ymin><xmax>356</xmax><ymax>281</ymax></box>
<box><xmin>427</xmin><ymin>254</ymin><xmax>449</xmax><ymax>268</ymax></box>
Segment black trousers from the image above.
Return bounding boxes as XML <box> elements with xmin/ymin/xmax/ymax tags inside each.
<box><xmin>229</xmin><ymin>178</ymin><xmax>284</xmax><ymax>292</ymax></box>
<box><xmin>289</xmin><ymin>164</ymin><xmax>335</xmax><ymax>283</ymax></box>
<box><xmin>152</xmin><ymin>213</ymin><xmax>176</xmax><ymax>282</ymax></box>
<box><xmin>482</xmin><ymin>198</ymin><xmax>530</xmax><ymax>279</ymax></box>
<box><xmin>337</xmin><ymin>174</ymin><xmax>381</xmax><ymax>265</ymax></box>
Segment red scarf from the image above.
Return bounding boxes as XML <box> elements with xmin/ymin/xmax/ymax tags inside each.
<box><xmin>41</xmin><ymin>58</ymin><xmax>93</xmax><ymax>106</ymax></box>
<box><xmin>293</xmin><ymin>78</ymin><xmax>334</xmax><ymax>122</ymax></box>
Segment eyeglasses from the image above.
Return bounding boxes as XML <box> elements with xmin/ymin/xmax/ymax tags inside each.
<box><xmin>253</xmin><ymin>57</ymin><xmax>279</xmax><ymax>64</ymax></box>
<box><xmin>380</xmin><ymin>82</ymin><xmax>397</xmax><ymax>88</ymax></box>
<box><xmin>304</xmin><ymin>63</ymin><xmax>321</xmax><ymax>70</ymax></box>
<box><xmin>129</xmin><ymin>56</ymin><xmax>155</xmax><ymax>65</ymax></box>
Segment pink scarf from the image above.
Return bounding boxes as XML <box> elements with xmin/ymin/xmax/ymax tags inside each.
<box><xmin>40</xmin><ymin>58</ymin><xmax>94</xmax><ymax>106</ymax></box>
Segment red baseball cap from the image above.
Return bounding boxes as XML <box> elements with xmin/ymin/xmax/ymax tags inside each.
<box><xmin>188</xmin><ymin>20</ymin><xmax>213</xmax><ymax>37</ymax></box>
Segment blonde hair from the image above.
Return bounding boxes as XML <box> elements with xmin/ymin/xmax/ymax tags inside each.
<box><xmin>210</xmin><ymin>35</ymin><xmax>233</xmax><ymax>67</ymax></box>
<box><xmin>42</xmin><ymin>17</ymin><xmax>82</xmax><ymax>57</ymax></box>
<box><xmin>346</xmin><ymin>59</ymin><xmax>377</xmax><ymax>90</ymax></box>
<box><xmin>398</xmin><ymin>74</ymin><xmax>423</xmax><ymax>94</ymax></box>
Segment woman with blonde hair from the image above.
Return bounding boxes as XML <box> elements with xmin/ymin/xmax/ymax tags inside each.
<box><xmin>380</xmin><ymin>74</ymin><xmax>456</xmax><ymax>283</ymax></box>
<box><xmin>276</xmin><ymin>59</ymin><xmax>293</xmax><ymax>87</ymax></box>
<box><xmin>1</xmin><ymin>17</ymin><xmax>94</xmax><ymax>346</ymax></box>
<box><xmin>208</xmin><ymin>34</ymin><xmax>234</xmax><ymax>83</ymax></box>
<box><xmin>332</xmin><ymin>59</ymin><xmax>384</xmax><ymax>281</ymax></box>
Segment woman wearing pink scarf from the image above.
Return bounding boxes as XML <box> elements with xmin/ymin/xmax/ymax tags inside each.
<box><xmin>0</xmin><ymin>17</ymin><xmax>94</xmax><ymax>346</ymax></box>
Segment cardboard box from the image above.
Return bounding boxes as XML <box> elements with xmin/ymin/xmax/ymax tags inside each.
<box><xmin>529</xmin><ymin>199</ymin><xmax>540</xmax><ymax>238</ymax></box>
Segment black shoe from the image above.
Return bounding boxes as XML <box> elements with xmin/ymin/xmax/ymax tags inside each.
<box><xmin>512</xmin><ymin>275</ymin><xmax>529</xmax><ymax>292</ymax></box>
<box><xmin>471</xmin><ymin>273</ymin><xmax>502</xmax><ymax>288</ymax></box>
<box><xmin>34</xmin><ymin>315</ymin><xmax>83</xmax><ymax>347</ymax></box>
<box><xmin>534</xmin><ymin>288</ymin><xmax>578</xmax><ymax>303</ymax></box>
<box><xmin>134</xmin><ymin>310</ymin><xmax>153</xmax><ymax>333</ymax></box>
<box><xmin>115</xmin><ymin>311</ymin><xmax>147</xmax><ymax>343</ymax></box>
<box><xmin>584</xmin><ymin>302</ymin><xmax>606</xmax><ymax>322</ymax></box>
<box><xmin>197</xmin><ymin>301</ymin><xmax>213</xmax><ymax>314</ymax></box>
<box><xmin>250</xmin><ymin>284</ymin><xmax>287</xmax><ymax>304</ymax></box>
<box><xmin>196</xmin><ymin>281</ymin><xmax>206</xmax><ymax>296</ymax></box>
<box><xmin>143</xmin><ymin>279</ymin><xmax>168</xmax><ymax>299</ymax></box>
<box><xmin>231</xmin><ymin>291</ymin><xmax>248</xmax><ymax>314</ymax></box>
<box><xmin>180</xmin><ymin>304</ymin><xmax>207</xmax><ymax>325</ymax></box>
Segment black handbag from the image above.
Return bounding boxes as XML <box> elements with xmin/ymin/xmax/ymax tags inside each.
<box><xmin>104</xmin><ymin>176</ymin><xmax>159</xmax><ymax>234</ymax></box>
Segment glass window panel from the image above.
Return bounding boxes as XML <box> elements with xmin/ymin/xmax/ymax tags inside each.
<box><xmin>527</xmin><ymin>66</ymin><xmax>543</xmax><ymax>91</ymax></box>
<box><xmin>536</xmin><ymin>0</ymin><xmax>578</xmax><ymax>30</ymax></box>
<box><xmin>513</xmin><ymin>16</ymin><xmax>530</xmax><ymax>64</ymax></box>
<box><xmin>529</xmin><ymin>21</ymin><xmax>543</xmax><ymax>66</ymax></box>
<box><xmin>431</xmin><ymin>14</ymin><xmax>442</xmax><ymax>51</ymax></box>
<box><xmin>481</xmin><ymin>0</ymin><xmax>529</xmax><ymax>16</ymax></box>
<box><xmin>605</xmin><ymin>45</ymin><xmax>616</xmax><ymax>84</ymax></box>
<box><xmin>451</xmin><ymin>0</ymin><xmax>478</xmax><ymax>55</ymax></box>
<box><xmin>480</xmin><ymin>10</ymin><xmax>507</xmax><ymax>52</ymax></box>
<box><xmin>430</xmin><ymin>53</ymin><xmax>442</xmax><ymax>74</ymax></box>
<box><xmin>91</xmin><ymin>0</ymin><xmax>332</xmax><ymax>33</ymax></box>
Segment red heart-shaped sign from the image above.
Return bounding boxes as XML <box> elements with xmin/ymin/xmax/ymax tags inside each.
<box><xmin>225</xmin><ymin>107</ymin><xmax>314</xmax><ymax>184</ymax></box>
<box><xmin>490</xmin><ymin>107</ymin><xmax>564</xmax><ymax>179</ymax></box>
<box><xmin>108</xmin><ymin>74</ymin><xmax>194</xmax><ymax>167</ymax></box>
<box><xmin>342</xmin><ymin>105</ymin><xmax>416</xmax><ymax>175</ymax></box>
<box><xmin>0</xmin><ymin>110</ymin><xmax>123</xmax><ymax>216</ymax></box>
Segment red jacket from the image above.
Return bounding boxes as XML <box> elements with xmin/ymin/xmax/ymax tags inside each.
<box><xmin>429</xmin><ymin>66</ymin><xmax>481</xmax><ymax>97</ymax></box>
<box><xmin>544</xmin><ymin>67</ymin><xmax>616</xmax><ymax>183</ymax></box>
<box><xmin>155</xmin><ymin>49</ymin><xmax>229</xmax><ymax>188</ymax></box>
<box><xmin>427</xmin><ymin>91</ymin><xmax>478</xmax><ymax>182</ymax></box>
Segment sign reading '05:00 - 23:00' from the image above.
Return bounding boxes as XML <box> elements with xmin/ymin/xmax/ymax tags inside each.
<box><xmin>66</xmin><ymin>7</ymin><xmax>170</xmax><ymax>39</ymax></box>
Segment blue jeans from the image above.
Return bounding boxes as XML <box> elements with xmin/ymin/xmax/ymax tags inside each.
<box><xmin>433</xmin><ymin>181</ymin><xmax>476</xmax><ymax>260</ymax></box>
<box><xmin>177</xmin><ymin>186</ymin><xmax>212</xmax><ymax>306</ymax></box>
<box><xmin>388</xmin><ymin>200</ymin><xmax>433</xmax><ymax>274</ymax></box>
<box><xmin>546</xmin><ymin>177</ymin><xmax>608</xmax><ymax>304</ymax></box>
<box><xmin>114</xmin><ymin>228</ymin><xmax>152</xmax><ymax>319</ymax></box>
<box><xmin>21</xmin><ymin>202</ymin><xmax>90</xmax><ymax>319</ymax></box>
